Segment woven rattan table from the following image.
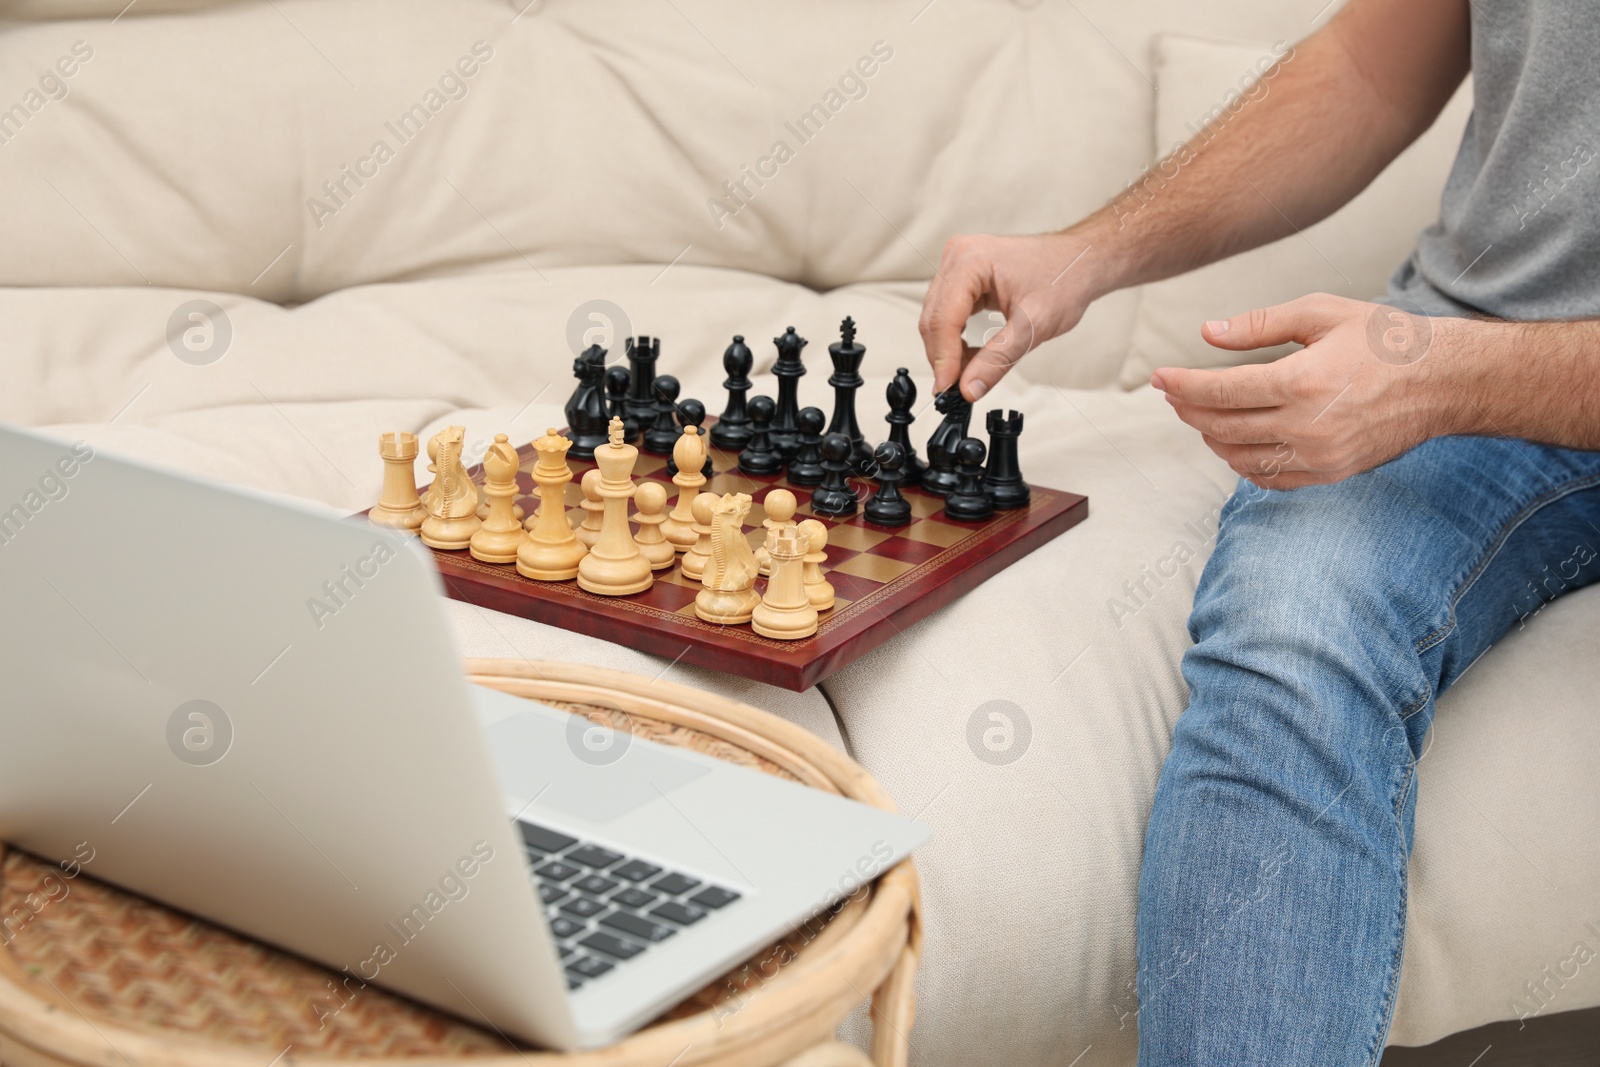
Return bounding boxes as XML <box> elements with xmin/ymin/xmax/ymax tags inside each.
<box><xmin>0</xmin><ymin>660</ymin><xmax>922</xmax><ymax>1067</ymax></box>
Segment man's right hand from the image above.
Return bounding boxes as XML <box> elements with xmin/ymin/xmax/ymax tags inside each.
<box><xmin>917</xmin><ymin>231</ymin><xmax>1101</xmax><ymax>402</ymax></box>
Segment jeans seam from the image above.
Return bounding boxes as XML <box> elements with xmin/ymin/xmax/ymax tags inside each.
<box><xmin>1412</xmin><ymin>469</ymin><xmax>1600</xmax><ymax>654</ymax></box>
<box><xmin>1365</xmin><ymin>761</ymin><xmax>1414</xmax><ymax>1066</ymax></box>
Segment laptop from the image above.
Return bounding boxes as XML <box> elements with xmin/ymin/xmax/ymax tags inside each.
<box><xmin>0</xmin><ymin>423</ymin><xmax>928</xmax><ymax>1050</ymax></box>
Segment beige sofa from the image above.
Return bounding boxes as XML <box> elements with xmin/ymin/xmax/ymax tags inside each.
<box><xmin>3</xmin><ymin>1</ymin><xmax>1597</xmax><ymax>1063</ymax></box>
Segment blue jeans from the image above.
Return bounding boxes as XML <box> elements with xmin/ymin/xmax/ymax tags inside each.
<box><xmin>1136</xmin><ymin>434</ymin><xmax>1600</xmax><ymax>1065</ymax></box>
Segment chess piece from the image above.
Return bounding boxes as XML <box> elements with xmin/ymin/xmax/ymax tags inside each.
<box><xmin>469</xmin><ymin>434</ymin><xmax>528</xmax><ymax>562</ymax></box>
<box><xmin>752</xmin><ymin>526</ymin><xmax>819</xmax><ymax>640</ymax></box>
<box><xmin>922</xmin><ymin>385</ymin><xmax>972</xmax><ymax>497</ymax></box>
<box><xmin>420</xmin><ymin>427</ymin><xmax>482</xmax><ymax>549</ymax></box>
<box><xmin>754</xmin><ymin>489</ymin><xmax>797</xmax><ymax>577</ymax></box>
<box><xmin>709</xmin><ymin>334</ymin><xmax>755</xmax><ymax>451</ymax></box>
<box><xmin>666</xmin><ymin>398</ymin><xmax>715</xmax><ymax>478</ymax></box>
<box><xmin>738</xmin><ymin>395</ymin><xmax>783</xmax><ymax>476</ymax></box>
<box><xmin>643</xmin><ymin>375</ymin><xmax>681</xmax><ymax>455</ymax></box>
<box><xmin>797</xmin><ymin>519</ymin><xmax>835</xmax><ymax>611</ymax></box>
<box><xmin>517</xmin><ymin>428</ymin><xmax>588</xmax><ymax>581</ymax></box>
<box><xmin>695</xmin><ymin>492</ymin><xmax>761</xmax><ymax>624</ymax></box>
<box><xmin>574</xmin><ymin>468</ymin><xmax>604</xmax><ymax>548</ymax></box>
<box><xmin>577</xmin><ymin>418</ymin><xmax>654</xmax><ymax>596</ymax></box>
<box><xmin>605</xmin><ymin>365</ymin><xmax>638</xmax><ymax>443</ymax></box>
<box><xmin>983</xmin><ymin>409</ymin><xmax>1031</xmax><ymax>510</ymax></box>
<box><xmin>826</xmin><ymin>317</ymin><xmax>873</xmax><ymax>473</ymax></box>
<box><xmin>624</xmin><ymin>336</ymin><xmax>660</xmax><ymax>435</ymax></box>
<box><xmin>863</xmin><ymin>441</ymin><xmax>912</xmax><ymax>527</ymax></box>
<box><xmin>770</xmin><ymin>326</ymin><xmax>807</xmax><ymax>461</ymax></box>
<box><xmin>564</xmin><ymin>344</ymin><xmax>610</xmax><ymax>459</ymax></box>
<box><xmin>943</xmin><ymin>437</ymin><xmax>995</xmax><ymax>522</ymax></box>
<box><xmin>681</xmin><ymin>492</ymin><xmax>718</xmax><ymax>581</ymax></box>
<box><xmin>885</xmin><ymin>367</ymin><xmax>927</xmax><ymax>488</ymax></box>
<box><xmin>809</xmin><ymin>433</ymin><xmax>858</xmax><ymax>517</ymax></box>
<box><xmin>787</xmin><ymin>406</ymin><xmax>826</xmax><ymax>486</ymax></box>
<box><xmin>662</xmin><ymin>425</ymin><xmax>707</xmax><ymax>551</ymax></box>
<box><xmin>369</xmin><ymin>431</ymin><xmax>427</xmax><ymax>531</ymax></box>
<box><xmin>632</xmin><ymin>480</ymin><xmax>676</xmax><ymax>571</ymax></box>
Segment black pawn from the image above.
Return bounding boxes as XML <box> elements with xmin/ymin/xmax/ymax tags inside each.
<box><xmin>643</xmin><ymin>375</ymin><xmax>681</xmax><ymax>454</ymax></box>
<box><xmin>666</xmin><ymin>397</ymin><xmax>715</xmax><ymax>478</ymax></box>
<box><xmin>770</xmin><ymin>326</ymin><xmax>808</xmax><ymax>461</ymax></box>
<box><xmin>563</xmin><ymin>344</ymin><xmax>610</xmax><ymax>459</ymax></box>
<box><xmin>738</xmin><ymin>395</ymin><xmax>784</xmax><ymax>476</ymax></box>
<box><xmin>624</xmin><ymin>336</ymin><xmax>660</xmax><ymax>435</ymax></box>
<box><xmin>709</xmin><ymin>335</ymin><xmax>755</xmax><ymax>452</ymax></box>
<box><xmin>921</xmin><ymin>385</ymin><xmax>972</xmax><ymax>497</ymax></box>
<box><xmin>809</xmin><ymin>433</ymin><xmax>858</xmax><ymax>517</ymax></box>
<box><xmin>884</xmin><ymin>367</ymin><xmax>927</xmax><ymax>488</ymax></box>
<box><xmin>983</xmin><ymin>409</ymin><xmax>1030</xmax><ymax>510</ymax></box>
<box><xmin>788</xmin><ymin>406</ymin><xmax>826</xmax><ymax>486</ymax></box>
<box><xmin>826</xmin><ymin>316</ymin><xmax>873</xmax><ymax>473</ymax></box>
<box><xmin>863</xmin><ymin>441</ymin><xmax>912</xmax><ymax>527</ymax></box>
<box><xmin>943</xmin><ymin>437</ymin><xmax>994</xmax><ymax>522</ymax></box>
<box><xmin>605</xmin><ymin>364</ymin><xmax>637</xmax><ymax>443</ymax></box>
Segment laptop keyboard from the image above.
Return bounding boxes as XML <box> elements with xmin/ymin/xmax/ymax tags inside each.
<box><xmin>517</xmin><ymin>820</ymin><xmax>743</xmax><ymax>990</ymax></box>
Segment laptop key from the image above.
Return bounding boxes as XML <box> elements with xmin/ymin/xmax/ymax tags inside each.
<box><xmin>558</xmin><ymin>946</ymin><xmax>576</xmax><ymax>959</ymax></box>
<box><xmin>649</xmin><ymin>873</ymin><xmax>701</xmax><ymax>896</ymax></box>
<box><xmin>538</xmin><ymin>884</ymin><xmax>570</xmax><ymax>905</ymax></box>
<box><xmin>559</xmin><ymin>896</ymin><xmax>607</xmax><ymax>919</ymax></box>
<box><xmin>572</xmin><ymin>874</ymin><xmax>618</xmax><ymax>896</ymax></box>
<box><xmin>567</xmin><ymin>955</ymin><xmax>614</xmax><ymax>979</ymax></box>
<box><xmin>600</xmin><ymin>910</ymin><xmax>677</xmax><ymax>943</ymax></box>
<box><xmin>650</xmin><ymin>901</ymin><xmax>708</xmax><ymax>926</ymax></box>
<box><xmin>610</xmin><ymin>887</ymin><xmax>658</xmax><ymax>910</ymax></box>
<box><xmin>611</xmin><ymin>860</ymin><xmax>663</xmax><ymax>882</ymax></box>
<box><xmin>580</xmin><ymin>932</ymin><xmax>646</xmax><ymax>960</ymax></box>
<box><xmin>567</xmin><ymin>977</ymin><xmax>584</xmax><ymax>991</ymax></box>
<box><xmin>549</xmin><ymin>916</ymin><xmax>586</xmax><ymax>939</ymax></box>
<box><xmin>566</xmin><ymin>845</ymin><xmax>624</xmax><ymax>869</ymax></box>
<box><xmin>534</xmin><ymin>861</ymin><xmax>583</xmax><ymax>882</ymax></box>
<box><xmin>519</xmin><ymin>823</ymin><xmax>578</xmax><ymax>854</ymax></box>
<box><xmin>689</xmin><ymin>886</ymin><xmax>741</xmax><ymax>909</ymax></box>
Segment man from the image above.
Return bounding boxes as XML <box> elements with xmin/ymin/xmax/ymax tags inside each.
<box><xmin>919</xmin><ymin>0</ymin><xmax>1599</xmax><ymax>1063</ymax></box>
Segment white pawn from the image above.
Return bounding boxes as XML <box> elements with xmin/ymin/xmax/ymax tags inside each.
<box><xmin>574</xmin><ymin>468</ymin><xmax>604</xmax><ymax>549</ymax></box>
<box><xmin>633</xmin><ymin>481</ymin><xmax>677</xmax><ymax>571</ymax></box>
<box><xmin>754</xmin><ymin>489</ymin><xmax>797</xmax><ymax>577</ymax></box>
<box><xmin>797</xmin><ymin>518</ymin><xmax>835</xmax><ymax>611</ymax></box>
<box><xmin>681</xmin><ymin>492</ymin><xmax>718</xmax><ymax>582</ymax></box>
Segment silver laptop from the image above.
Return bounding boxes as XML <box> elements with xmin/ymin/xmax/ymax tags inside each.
<box><xmin>0</xmin><ymin>423</ymin><xmax>928</xmax><ymax>1050</ymax></box>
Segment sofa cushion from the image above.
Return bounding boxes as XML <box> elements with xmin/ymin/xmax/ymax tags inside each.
<box><xmin>1121</xmin><ymin>33</ymin><xmax>1475</xmax><ymax>388</ymax></box>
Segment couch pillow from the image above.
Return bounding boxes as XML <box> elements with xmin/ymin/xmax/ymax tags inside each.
<box><xmin>1120</xmin><ymin>34</ymin><xmax>1473</xmax><ymax>388</ymax></box>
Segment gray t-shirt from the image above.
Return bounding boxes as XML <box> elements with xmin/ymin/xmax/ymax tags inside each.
<box><xmin>1389</xmin><ymin>1</ymin><xmax>1600</xmax><ymax>321</ymax></box>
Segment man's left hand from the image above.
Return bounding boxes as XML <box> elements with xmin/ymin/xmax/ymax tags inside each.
<box><xmin>1152</xmin><ymin>293</ymin><xmax>1451</xmax><ymax>489</ymax></box>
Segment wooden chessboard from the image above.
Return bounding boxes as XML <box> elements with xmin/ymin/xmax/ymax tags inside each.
<box><xmin>395</xmin><ymin>430</ymin><xmax>1087</xmax><ymax>692</ymax></box>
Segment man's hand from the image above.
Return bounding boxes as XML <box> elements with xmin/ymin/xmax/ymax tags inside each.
<box><xmin>1153</xmin><ymin>294</ymin><xmax>1453</xmax><ymax>490</ymax></box>
<box><xmin>918</xmin><ymin>232</ymin><xmax>1102</xmax><ymax>402</ymax></box>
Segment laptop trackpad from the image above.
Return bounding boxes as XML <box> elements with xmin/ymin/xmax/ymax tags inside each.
<box><xmin>482</xmin><ymin>702</ymin><xmax>711</xmax><ymax>823</ymax></box>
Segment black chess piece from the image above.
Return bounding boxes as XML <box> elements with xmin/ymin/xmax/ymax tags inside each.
<box><xmin>863</xmin><ymin>441</ymin><xmax>912</xmax><ymax>527</ymax></box>
<box><xmin>884</xmin><ymin>367</ymin><xmax>927</xmax><ymax>488</ymax></box>
<box><xmin>666</xmin><ymin>397</ymin><xmax>716</xmax><ymax>478</ymax></box>
<box><xmin>809</xmin><ymin>433</ymin><xmax>859</xmax><ymax>517</ymax></box>
<box><xmin>563</xmin><ymin>344</ymin><xmax>610</xmax><ymax>459</ymax></box>
<box><xmin>643</xmin><ymin>375</ymin><xmax>681</xmax><ymax>454</ymax></box>
<box><xmin>921</xmin><ymin>385</ymin><xmax>972</xmax><ymax>497</ymax></box>
<box><xmin>983</xmin><ymin>409</ymin><xmax>1030</xmax><ymax>510</ymax></box>
<box><xmin>769</xmin><ymin>326</ymin><xmax>808</xmax><ymax>461</ymax></box>
<box><xmin>787</xmin><ymin>406</ymin><xmax>826</xmax><ymax>486</ymax></box>
<box><xmin>709</xmin><ymin>335</ymin><xmax>755</xmax><ymax>452</ymax></box>
<box><xmin>605</xmin><ymin>364</ymin><xmax>638</xmax><ymax>443</ymax></box>
<box><xmin>738</xmin><ymin>394</ymin><xmax>784</xmax><ymax>475</ymax></box>
<box><xmin>826</xmin><ymin>317</ymin><xmax>873</xmax><ymax>473</ymax></box>
<box><xmin>624</xmin><ymin>336</ymin><xmax>660</xmax><ymax>434</ymax></box>
<box><xmin>943</xmin><ymin>437</ymin><xmax>994</xmax><ymax>522</ymax></box>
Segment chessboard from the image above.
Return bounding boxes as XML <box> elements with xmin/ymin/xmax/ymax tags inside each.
<box><xmin>392</xmin><ymin>427</ymin><xmax>1087</xmax><ymax>692</ymax></box>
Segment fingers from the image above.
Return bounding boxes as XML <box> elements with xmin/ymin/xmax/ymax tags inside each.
<box><xmin>920</xmin><ymin>239</ymin><xmax>990</xmax><ymax>394</ymax></box>
<box><xmin>1199</xmin><ymin>294</ymin><xmax>1345</xmax><ymax>352</ymax></box>
<box><xmin>958</xmin><ymin>293</ymin><xmax>1045</xmax><ymax>402</ymax></box>
<box><xmin>1201</xmin><ymin>435</ymin><xmax>1307</xmax><ymax>476</ymax></box>
<box><xmin>1154</xmin><ymin>364</ymin><xmax>1290</xmax><ymax>411</ymax></box>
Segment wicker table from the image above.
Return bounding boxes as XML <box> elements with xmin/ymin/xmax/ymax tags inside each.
<box><xmin>0</xmin><ymin>660</ymin><xmax>922</xmax><ymax>1067</ymax></box>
